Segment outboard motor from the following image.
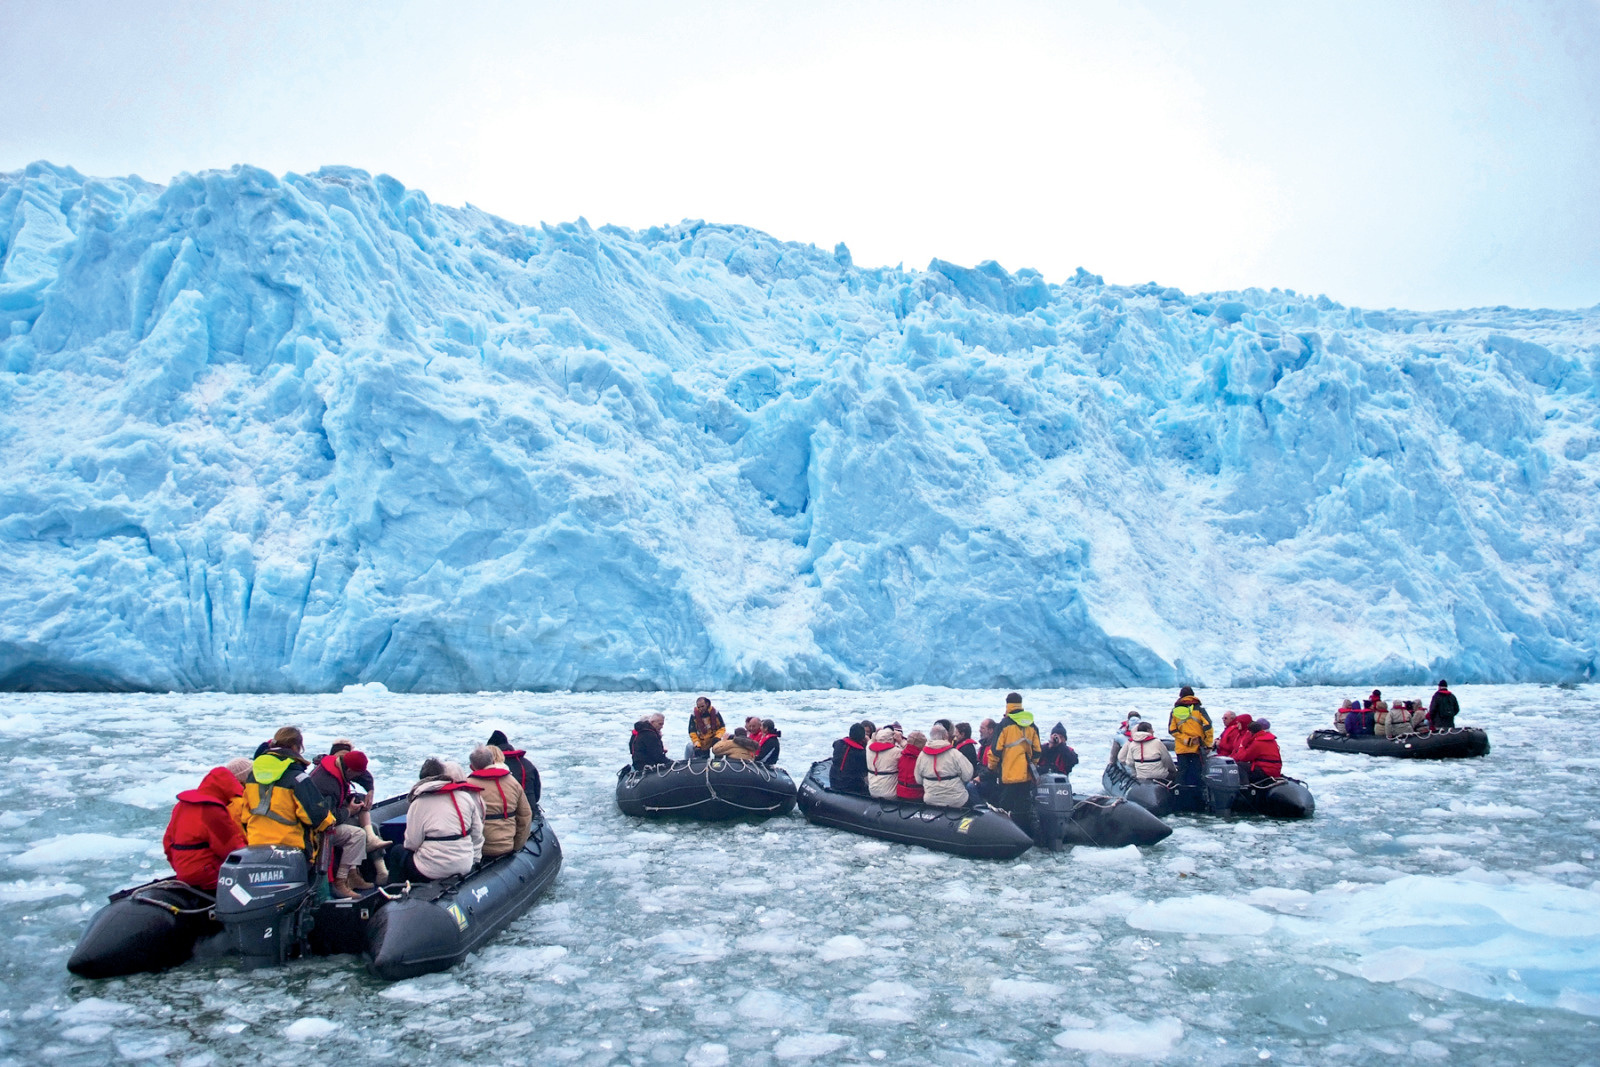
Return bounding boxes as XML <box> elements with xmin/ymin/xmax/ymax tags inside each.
<box><xmin>214</xmin><ymin>846</ymin><xmax>314</xmax><ymax>969</ymax></box>
<box><xmin>1032</xmin><ymin>772</ymin><xmax>1075</xmax><ymax>849</ymax></box>
<box><xmin>1203</xmin><ymin>755</ymin><xmax>1241</xmax><ymax>813</ymax></box>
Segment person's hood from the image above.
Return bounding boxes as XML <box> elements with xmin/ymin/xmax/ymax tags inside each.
<box><xmin>180</xmin><ymin>766</ymin><xmax>245</xmax><ymax>805</ymax></box>
<box><xmin>633</xmin><ymin>718</ymin><xmax>660</xmax><ymax>733</ymax></box>
<box><xmin>872</xmin><ymin>727</ymin><xmax>897</xmax><ymax>743</ymax></box>
<box><xmin>317</xmin><ymin>754</ymin><xmax>346</xmax><ymax>786</ymax></box>
<box><xmin>1174</xmin><ymin>696</ymin><xmax>1201</xmax><ymax>708</ymax></box>
<box><xmin>470</xmin><ymin>765</ymin><xmax>510</xmax><ymax>779</ymax></box>
<box><xmin>1005</xmin><ymin>710</ymin><xmax>1035</xmax><ymax>728</ymax></box>
<box><xmin>251</xmin><ymin>749</ymin><xmax>305</xmax><ymax>786</ymax></box>
<box><xmin>1235</xmin><ymin>714</ymin><xmax>1254</xmax><ymax>729</ymax></box>
<box><xmin>487</xmin><ymin>730</ymin><xmax>512</xmax><ymax>748</ymax></box>
<box><xmin>921</xmin><ymin>742</ymin><xmax>955</xmax><ymax>757</ymax></box>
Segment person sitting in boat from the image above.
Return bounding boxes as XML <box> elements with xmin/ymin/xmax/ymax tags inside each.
<box><xmin>401</xmin><ymin>759</ymin><xmax>484</xmax><ymax>881</ymax></box>
<box><xmin>953</xmin><ymin>723</ymin><xmax>980</xmax><ymax>774</ymax></box>
<box><xmin>1039</xmin><ymin>723</ymin><xmax>1079</xmax><ymax>776</ymax></box>
<box><xmin>308</xmin><ymin>748</ymin><xmax>375</xmax><ymax>898</ymax></box>
<box><xmin>1119</xmin><ymin>721</ymin><xmax>1176</xmax><ymax>782</ymax></box>
<box><xmin>631</xmin><ymin>713</ymin><xmax>670</xmax><ymax>770</ymax></box>
<box><xmin>711</xmin><ymin>728</ymin><xmax>760</xmax><ymax>760</ymax></box>
<box><xmin>1168</xmin><ymin>688</ymin><xmax>1214</xmax><ymax>809</ymax></box>
<box><xmin>689</xmin><ymin>698</ymin><xmax>727</xmax><ymax>757</ymax></box>
<box><xmin>866</xmin><ymin>727</ymin><xmax>903</xmax><ymax>799</ymax></box>
<box><xmin>468</xmin><ymin>745</ymin><xmax>531</xmax><ymax>858</ymax></box>
<box><xmin>756</xmin><ymin>719</ymin><xmax>781</xmax><ymax>766</ymax></box>
<box><xmin>1408</xmin><ymin>700</ymin><xmax>1431</xmax><ymax>732</ymax></box>
<box><xmin>896</xmin><ymin>731</ymin><xmax>927</xmax><ymax>802</ymax></box>
<box><xmin>1215</xmin><ymin>711</ymin><xmax>1243</xmax><ymax>756</ymax></box>
<box><xmin>916</xmin><ymin>725</ymin><xmax>974</xmax><ymax>808</ymax></box>
<box><xmin>1111</xmin><ymin>711</ymin><xmax>1143</xmax><ymax>761</ymax></box>
<box><xmin>1233</xmin><ymin>719</ymin><xmax>1283</xmax><ymax>783</ymax></box>
<box><xmin>831</xmin><ymin>723</ymin><xmax>870</xmax><ymax>796</ymax></box>
<box><xmin>1376</xmin><ymin>697</ymin><xmax>1414</xmax><ymax>739</ymax></box>
<box><xmin>1332</xmin><ymin>700</ymin><xmax>1355</xmax><ymax>734</ymax></box>
<box><xmin>1428</xmin><ymin>680</ymin><xmax>1459</xmax><ymax>730</ymax></box>
<box><xmin>486</xmin><ymin>730</ymin><xmax>542</xmax><ymax>805</ymax></box>
<box><xmin>242</xmin><ymin>726</ymin><xmax>335</xmax><ymax>856</ymax></box>
<box><xmin>162</xmin><ymin>766</ymin><xmax>249</xmax><ymax>892</ymax></box>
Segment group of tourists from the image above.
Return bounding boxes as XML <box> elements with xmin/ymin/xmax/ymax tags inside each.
<box><xmin>1334</xmin><ymin>681</ymin><xmax>1459</xmax><ymax>736</ymax></box>
<box><xmin>1112</xmin><ymin>686</ymin><xmax>1285</xmax><ymax>804</ymax></box>
<box><xmin>629</xmin><ymin>697</ymin><xmax>782</xmax><ymax>769</ymax></box>
<box><xmin>160</xmin><ymin>726</ymin><xmax>542</xmax><ymax>900</ymax></box>
<box><xmin>828</xmin><ymin>693</ymin><xmax>1079</xmax><ymax>833</ymax></box>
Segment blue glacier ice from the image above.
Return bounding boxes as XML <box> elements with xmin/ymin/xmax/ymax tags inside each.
<box><xmin>0</xmin><ymin>160</ymin><xmax>1596</xmax><ymax>692</ymax></box>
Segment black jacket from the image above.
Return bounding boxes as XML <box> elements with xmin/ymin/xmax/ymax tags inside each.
<box><xmin>831</xmin><ymin>726</ymin><xmax>869</xmax><ymax>796</ymax></box>
<box><xmin>1428</xmin><ymin>689</ymin><xmax>1460</xmax><ymax>727</ymax></box>
<box><xmin>630</xmin><ymin>722</ymin><xmax>669</xmax><ymax>770</ymax></box>
<box><xmin>1040</xmin><ymin>742</ymin><xmax>1079</xmax><ymax>777</ymax></box>
<box><xmin>756</xmin><ymin>734</ymin><xmax>780</xmax><ymax>766</ymax></box>
<box><xmin>501</xmin><ymin>749</ymin><xmax>541</xmax><ymax>804</ymax></box>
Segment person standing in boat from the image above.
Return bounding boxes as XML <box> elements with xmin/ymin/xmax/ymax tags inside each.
<box><xmin>986</xmin><ymin>693</ymin><xmax>1042</xmax><ymax>833</ymax></box>
<box><xmin>688</xmin><ymin>698</ymin><xmax>727</xmax><ymax>757</ymax></box>
<box><xmin>486</xmin><ymin>730</ymin><xmax>542</xmax><ymax>806</ymax></box>
<box><xmin>1111</xmin><ymin>711</ymin><xmax>1143</xmax><ymax>761</ymax></box>
<box><xmin>1428</xmin><ymin>681</ymin><xmax>1459</xmax><ymax>730</ymax></box>
<box><xmin>831</xmin><ymin>723</ymin><xmax>870</xmax><ymax>796</ymax></box>
<box><xmin>1039</xmin><ymin>723</ymin><xmax>1078</xmax><ymax>776</ymax></box>
<box><xmin>630</xmin><ymin>713</ymin><xmax>670</xmax><ymax>770</ymax></box>
<box><xmin>1167</xmin><ymin>687</ymin><xmax>1214</xmax><ymax>811</ymax></box>
<box><xmin>162</xmin><ymin>767</ymin><xmax>249</xmax><ymax>892</ymax></box>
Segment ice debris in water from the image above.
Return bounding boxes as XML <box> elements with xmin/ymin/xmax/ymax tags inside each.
<box><xmin>1</xmin><ymin>163</ymin><xmax>1598</xmax><ymax>693</ymax></box>
<box><xmin>1055</xmin><ymin>1014</ymin><xmax>1185</xmax><ymax>1055</ymax></box>
<box><xmin>283</xmin><ymin>1017</ymin><xmax>339</xmax><ymax>1042</ymax></box>
<box><xmin>12</xmin><ymin>833</ymin><xmax>152</xmax><ymax>868</ymax></box>
<box><xmin>1126</xmin><ymin>894</ymin><xmax>1276</xmax><ymax>936</ymax></box>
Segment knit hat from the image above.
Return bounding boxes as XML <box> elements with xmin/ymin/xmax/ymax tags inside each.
<box><xmin>1178</xmin><ymin>686</ymin><xmax>1195</xmax><ymax>698</ymax></box>
<box><xmin>1438</xmin><ymin>680</ymin><xmax>1448</xmax><ymax>688</ymax></box>
<box><xmin>1051</xmin><ymin>722</ymin><xmax>1067</xmax><ymax>739</ymax></box>
<box><xmin>487</xmin><ymin>729</ymin><xmax>511</xmax><ymax>749</ymax></box>
<box><xmin>1005</xmin><ymin>692</ymin><xmax>1023</xmax><ymax>712</ymax></box>
<box><xmin>1250</xmin><ymin>718</ymin><xmax>1270</xmax><ymax>732</ymax></box>
<box><xmin>341</xmin><ymin>750</ymin><xmax>368</xmax><ymax>774</ymax></box>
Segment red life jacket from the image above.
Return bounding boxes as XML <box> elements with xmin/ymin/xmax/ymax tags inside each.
<box><xmin>421</xmin><ymin>781</ymin><xmax>483</xmax><ymax>841</ymax></box>
<box><xmin>896</xmin><ymin>745</ymin><xmax>924</xmax><ymax>800</ymax></box>
<box><xmin>470</xmin><ymin>766</ymin><xmax>514</xmax><ymax>819</ymax></box>
<box><xmin>866</xmin><ymin>740</ymin><xmax>899</xmax><ymax>780</ymax></box>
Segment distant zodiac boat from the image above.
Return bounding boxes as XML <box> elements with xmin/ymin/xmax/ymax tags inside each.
<box><xmin>615</xmin><ymin>758</ymin><xmax>798</xmax><ymax>820</ymax></box>
<box><xmin>1306</xmin><ymin>727</ymin><xmax>1490</xmax><ymax>759</ymax></box>
<box><xmin>1102</xmin><ymin>754</ymin><xmax>1315</xmax><ymax>820</ymax></box>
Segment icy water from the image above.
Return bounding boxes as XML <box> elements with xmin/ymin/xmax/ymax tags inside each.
<box><xmin>1</xmin><ymin>685</ymin><xmax>1596</xmax><ymax>1066</ymax></box>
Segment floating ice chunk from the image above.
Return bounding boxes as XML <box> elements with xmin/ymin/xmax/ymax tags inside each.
<box><xmin>1054</xmin><ymin>1014</ymin><xmax>1184</xmax><ymax>1056</ymax></box>
<box><xmin>849</xmin><ymin>980</ymin><xmax>922</xmax><ymax>1024</ymax></box>
<box><xmin>379</xmin><ymin>975</ymin><xmax>469</xmax><ymax>1003</ymax></box>
<box><xmin>816</xmin><ymin>935</ymin><xmax>867</xmax><ymax>961</ymax></box>
<box><xmin>1244</xmin><ymin>887</ymin><xmax>1313</xmax><ymax>913</ymax></box>
<box><xmin>1447</xmin><ymin>800</ymin><xmax>1541</xmax><ymax>819</ymax></box>
<box><xmin>13</xmin><ymin>834</ymin><xmax>151</xmax><ymax>868</ymax></box>
<box><xmin>0</xmin><ymin>714</ymin><xmax>41</xmax><ymax>735</ymax></box>
<box><xmin>1074</xmin><ymin>845</ymin><xmax>1144</xmax><ymax>866</ymax></box>
<box><xmin>340</xmin><ymin>682</ymin><xmax>390</xmax><ymax>694</ymax></box>
<box><xmin>721</xmin><ymin>877</ymin><xmax>772</xmax><ymax>894</ymax></box>
<box><xmin>772</xmin><ymin>1033</ymin><xmax>849</xmax><ymax>1059</ymax></box>
<box><xmin>645</xmin><ymin>927</ymin><xmax>726</xmax><ymax>962</ymax></box>
<box><xmin>990</xmin><ymin>977</ymin><xmax>1063</xmax><ymax>1000</ymax></box>
<box><xmin>283</xmin><ymin>1018</ymin><xmax>338</xmax><ymax>1041</ymax></box>
<box><xmin>0</xmin><ymin>878</ymin><xmax>84</xmax><ymax>901</ymax></box>
<box><xmin>1126</xmin><ymin>895</ymin><xmax>1274</xmax><ymax>936</ymax></box>
<box><xmin>108</xmin><ymin>774</ymin><xmax>195</xmax><ymax>810</ymax></box>
<box><xmin>737</xmin><ymin>989</ymin><xmax>811</xmax><ymax>1027</ymax></box>
<box><xmin>59</xmin><ymin>998</ymin><xmax>132</xmax><ymax>1023</ymax></box>
<box><xmin>685</xmin><ymin>1044</ymin><xmax>729</xmax><ymax>1067</ymax></box>
<box><xmin>1354</xmin><ymin>947</ymin><xmax>1429</xmax><ymax>983</ymax></box>
<box><xmin>475</xmin><ymin>945</ymin><xmax>569</xmax><ymax>974</ymax></box>
<box><xmin>1409</xmin><ymin>1039</ymin><xmax>1449</xmax><ymax>1060</ymax></box>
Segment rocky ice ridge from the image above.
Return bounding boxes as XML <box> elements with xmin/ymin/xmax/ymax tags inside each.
<box><xmin>0</xmin><ymin>161</ymin><xmax>1595</xmax><ymax>692</ymax></box>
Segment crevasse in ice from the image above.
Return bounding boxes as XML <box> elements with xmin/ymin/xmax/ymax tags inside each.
<box><xmin>1</xmin><ymin>161</ymin><xmax>1596</xmax><ymax>692</ymax></box>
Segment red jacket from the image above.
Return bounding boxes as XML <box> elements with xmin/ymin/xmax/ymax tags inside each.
<box><xmin>1234</xmin><ymin>730</ymin><xmax>1282</xmax><ymax>778</ymax></box>
<box><xmin>896</xmin><ymin>744</ymin><xmax>924</xmax><ymax>801</ymax></box>
<box><xmin>163</xmin><ymin>767</ymin><xmax>247</xmax><ymax>891</ymax></box>
<box><xmin>1215</xmin><ymin>715</ymin><xmax>1253</xmax><ymax>758</ymax></box>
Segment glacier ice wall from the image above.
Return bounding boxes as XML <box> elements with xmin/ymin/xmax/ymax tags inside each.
<box><xmin>0</xmin><ymin>161</ymin><xmax>1596</xmax><ymax>692</ymax></box>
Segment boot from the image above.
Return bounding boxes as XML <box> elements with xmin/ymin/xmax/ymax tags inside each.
<box><xmin>331</xmin><ymin>874</ymin><xmax>359</xmax><ymax>899</ymax></box>
<box><xmin>345</xmin><ymin>867</ymin><xmax>374</xmax><ymax>891</ymax></box>
<box><xmin>372</xmin><ymin>858</ymin><xmax>390</xmax><ymax>886</ymax></box>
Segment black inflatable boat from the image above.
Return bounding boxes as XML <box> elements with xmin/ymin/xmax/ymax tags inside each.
<box><xmin>1307</xmin><ymin>727</ymin><xmax>1490</xmax><ymax>759</ymax></box>
<box><xmin>616</xmin><ymin>758</ymin><xmax>797</xmax><ymax>820</ymax></box>
<box><xmin>796</xmin><ymin>759</ymin><xmax>1033</xmax><ymax>859</ymax></box>
<box><xmin>67</xmin><ymin>794</ymin><xmax>562</xmax><ymax>981</ymax></box>
<box><xmin>1102</xmin><ymin>754</ymin><xmax>1314</xmax><ymax>820</ymax></box>
<box><xmin>1034</xmin><ymin>774</ymin><xmax>1174</xmax><ymax>849</ymax></box>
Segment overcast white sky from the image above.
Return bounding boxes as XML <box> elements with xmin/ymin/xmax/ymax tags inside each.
<box><xmin>3</xmin><ymin>0</ymin><xmax>1597</xmax><ymax>310</ymax></box>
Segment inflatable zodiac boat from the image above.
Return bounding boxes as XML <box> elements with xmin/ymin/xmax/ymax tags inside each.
<box><xmin>615</xmin><ymin>758</ymin><xmax>797</xmax><ymax>820</ymax></box>
<box><xmin>1102</xmin><ymin>752</ymin><xmax>1314</xmax><ymax>820</ymax></box>
<box><xmin>67</xmin><ymin>794</ymin><xmax>561</xmax><ymax>981</ymax></box>
<box><xmin>796</xmin><ymin>761</ymin><xmax>1171</xmax><ymax>858</ymax></box>
<box><xmin>1306</xmin><ymin>727</ymin><xmax>1489</xmax><ymax>759</ymax></box>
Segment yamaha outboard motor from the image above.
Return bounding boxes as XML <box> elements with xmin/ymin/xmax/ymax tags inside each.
<box><xmin>1203</xmin><ymin>755</ymin><xmax>1241</xmax><ymax>813</ymax></box>
<box><xmin>214</xmin><ymin>846</ymin><xmax>314</xmax><ymax>969</ymax></box>
<box><xmin>1032</xmin><ymin>773</ymin><xmax>1075</xmax><ymax>850</ymax></box>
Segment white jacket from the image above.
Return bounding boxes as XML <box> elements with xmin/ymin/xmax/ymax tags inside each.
<box><xmin>914</xmin><ymin>743</ymin><xmax>973</xmax><ymax>808</ymax></box>
<box><xmin>1119</xmin><ymin>735</ymin><xmax>1175</xmax><ymax>781</ymax></box>
<box><xmin>866</xmin><ymin>741</ymin><xmax>902</xmax><ymax>800</ymax></box>
<box><xmin>1377</xmin><ymin>706</ymin><xmax>1414</xmax><ymax>738</ymax></box>
<box><xmin>403</xmin><ymin>767</ymin><xmax>485</xmax><ymax>880</ymax></box>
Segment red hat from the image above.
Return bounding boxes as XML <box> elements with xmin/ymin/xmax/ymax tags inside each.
<box><xmin>341</xmin><ymin>750</ymin><xmax>369</xmax><ymax>774</ymax></box>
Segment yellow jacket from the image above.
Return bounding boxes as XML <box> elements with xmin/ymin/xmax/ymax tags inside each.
<box><xmin>689</xmin><ymin>708</ymin><xmax>726</xmax><ymax>752</ymax></box>
<box><xmin>242</xmin><ymin>750</ymin><xmax>335</xmax><ymax>850</ymax></box>
<box><xmin>985</xmin><ymin>712</ymin><xmax>1041</xmax><ymax>785</ymax></box>
<box><xmin>1167</xmin><ymin>699</ymin><xmax>1214</xmax><ymax>755</ymax></box>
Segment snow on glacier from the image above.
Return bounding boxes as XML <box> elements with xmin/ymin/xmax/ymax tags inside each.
<box><xmin>1</xmin><ymin>160</ymin><xmax>1597</xmax><ymax>692</ymax></box>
